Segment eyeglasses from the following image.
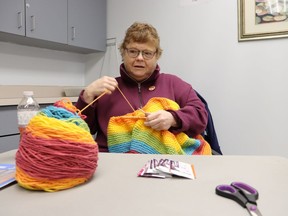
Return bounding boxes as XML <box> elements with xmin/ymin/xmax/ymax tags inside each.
<box><xmin>125</xmin><ymin>48</ymin><xmax>156</xmax><ymax>60</ymax></box>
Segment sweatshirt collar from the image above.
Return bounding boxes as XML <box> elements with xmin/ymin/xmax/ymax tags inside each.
<box><xmin>120</xmin><ymin>63</ymin><xmax>160</xmax><ymax>85</ymax></box>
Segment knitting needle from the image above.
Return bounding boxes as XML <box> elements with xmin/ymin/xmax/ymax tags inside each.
<box><xmin>138</xmin><ymin>108</ymin><xmax>145</xmax><ymax>114</ymax></box>
<box><xmin>120</xmin><ymin>116</ymin><xmax>146</xmax><ymax>119</ymax></box>
<box><xmin>78</xmin><ymin>86</ymin><xmax>136</xmax><ymax>115</ymax></box>
<box><xmin>78</xmin><ymin>91</ymin><xmax>108</xmax><ymax>114</ymax></box>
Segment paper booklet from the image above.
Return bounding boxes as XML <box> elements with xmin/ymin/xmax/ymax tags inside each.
<box><xmin>137</xmin><ymin>159</ymin><xmax>196</xmax><ymax>179</ymax></box>
<box><xmin>0</xmin><ymin>164</ymin><xmax>16</xmax><ymax>189</ymax></box>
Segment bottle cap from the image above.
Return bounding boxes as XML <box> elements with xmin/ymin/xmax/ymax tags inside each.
<box><xmin>23</xmin><ymin>91</ymin><xmax>34</xmax><ymax>96</ymax></box>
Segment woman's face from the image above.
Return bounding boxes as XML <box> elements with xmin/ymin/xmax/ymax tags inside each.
<box><xmin>123</xmin><ymin>42</ymin><xmax>158</xmax><ymax>82</ymax></box>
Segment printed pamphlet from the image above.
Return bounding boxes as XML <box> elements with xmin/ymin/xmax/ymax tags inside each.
<box><xmin>137</xmin><ymin>159</ymin><xmax>196</xmax><ymax>179</ymax></box>
<box><xmin>0</xmin><ymin>164</ymin><xmax>16</xmax><ymax>188</ymax></box>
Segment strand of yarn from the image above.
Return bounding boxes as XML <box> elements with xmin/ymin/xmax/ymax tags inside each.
<box><xmin>116</xmin><ymin>86</ymin><xmax>135</xmax><ymax>112</ymax></box>
<box><xmin>78</xmin><ymin>86</ymin><xmax>136</xmax><ymax>115</ymax></box>
<box><xmin>16</xmin><ymin>99</ymin><xmax>98</xmax><ymax>192</ymax></box>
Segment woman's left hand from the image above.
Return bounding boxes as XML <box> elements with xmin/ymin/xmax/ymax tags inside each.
<box><xmin>144</xmin><ymin>110</ymin><xmax>177</xmax><ymax>131</ymax></box>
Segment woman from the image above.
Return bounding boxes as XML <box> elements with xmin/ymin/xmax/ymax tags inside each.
<box><xmin>76</xmin><ymin>22</ymin><xmax>208</xmax><ymax>152</ymax></box>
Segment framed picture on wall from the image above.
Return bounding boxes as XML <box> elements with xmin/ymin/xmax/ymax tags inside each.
<box><xmin>238</xmin><ymin>0</ymin><xmax>288</xmax><ymax>41</ymax></box>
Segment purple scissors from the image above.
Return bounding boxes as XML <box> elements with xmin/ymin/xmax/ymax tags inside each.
<box><xmin>216</xmin><ymin>182</ymin><xmax>262</xmax><ymax>216</ymax></box>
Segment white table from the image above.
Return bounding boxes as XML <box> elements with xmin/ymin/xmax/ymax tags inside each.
<box><xmin>1</xmin><ymin>150</ymin><xmax>287</xmax><ymax>216</ymax></box>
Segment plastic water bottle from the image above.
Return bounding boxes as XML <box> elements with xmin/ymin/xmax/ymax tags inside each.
<box><xmin>17</xmin><ymin>91</ymin><xmax>40</xmax><ymax>135</ymax></box>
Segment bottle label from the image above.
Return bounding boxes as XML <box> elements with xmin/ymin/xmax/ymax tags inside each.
<box><xmin>17</xmin><ymin>110</ymin><xmax>39</xmax><ymax>126</ymax></box>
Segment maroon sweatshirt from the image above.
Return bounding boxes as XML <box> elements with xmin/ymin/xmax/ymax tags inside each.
<box><xmin>76</xmin><ymin>63</ymin><xmax>208</xmax><ymax>152</ymax></box>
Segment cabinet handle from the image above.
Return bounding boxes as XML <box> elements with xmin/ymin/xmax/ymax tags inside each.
<box><xmin>72</xmin><ymin>27</ymin><xmax>76</xmax><ymax>40</ymax></box>
<box><xmin>17</xmin><ymin>12</ymin><xmax>23</xmax><ymax>29</ymax></box>
<box><xmin>30</xmin><ymin>15</ymin><xmax>36</xmax><ymax>31</ymax></box>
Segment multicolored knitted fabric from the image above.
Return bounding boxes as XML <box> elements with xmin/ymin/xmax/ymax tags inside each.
<box><xmin>107</xmin><ymin>97</ymin><xmax>212</xmax><ymax>155</ymax></box>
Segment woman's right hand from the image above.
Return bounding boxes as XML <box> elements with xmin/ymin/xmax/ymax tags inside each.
<box><xmin>83</xmin><ymin>76</ymin><xmax>118</xmax><ymax>103</ymax></box>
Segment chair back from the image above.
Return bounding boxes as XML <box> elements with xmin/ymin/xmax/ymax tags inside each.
<box><xmin>195</xmin><ymin>91</ymin><xmax>222</xmax><ymax>155</ymax></box>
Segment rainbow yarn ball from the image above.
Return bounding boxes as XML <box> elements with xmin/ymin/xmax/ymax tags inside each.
<box><xmin>15</xmin><ymin>99</ymin><xmax>98</xmax><ymax>192</ymax></box>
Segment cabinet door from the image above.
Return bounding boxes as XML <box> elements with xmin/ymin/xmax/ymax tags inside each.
<box><xmin>0</xmin><ymin>106</ymin><xmax>18</xmax><ymax>136</ymax></box>
<box><xmin>25</xmin><ymin>0</ymin><xmax>67</xmax><ymax>43</ymax></box>
<box><xmin>68</xmin><ymin>0</ymin><xmax>106</xmax><ymax>51</ymax></box>
<box><xmin>0</xmin><ymin>106</ymin><xmax>19</xmax><ymax>153</ymax></box>
<box><xmin>0</xmin><ymin>0</ymin><xmax>25</xmax><ymax>36</ymax></box>
<box><xmin>0</xmin><ymin>135</ymin><xmax>20</xmax><ymax>153</ymax></box>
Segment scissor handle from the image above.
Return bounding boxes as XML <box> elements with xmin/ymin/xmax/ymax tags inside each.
<box><xmin>216</xmin><ymin>184</ymin><xmax>248</xmax><ymax>208</ymax></box>
<box><xmin>231</xmin><ymin>182</ymin><xmax>258</xmax><ymax>204</ymax></box>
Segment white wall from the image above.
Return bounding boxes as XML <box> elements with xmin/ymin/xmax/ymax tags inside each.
<box><xmin>0</xmin><ymin>42</ymin><xmax>86</xmax><ymax>86</ymax></box>
<box><xmin>0</xmin><ymin>0</ymin><xmax>287</xmax><ymax>157</ymax></box>
<box><xmin>105</xmin><ymin>0</ymin><xmax>288</xmax><ymax>157</ymax></box>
